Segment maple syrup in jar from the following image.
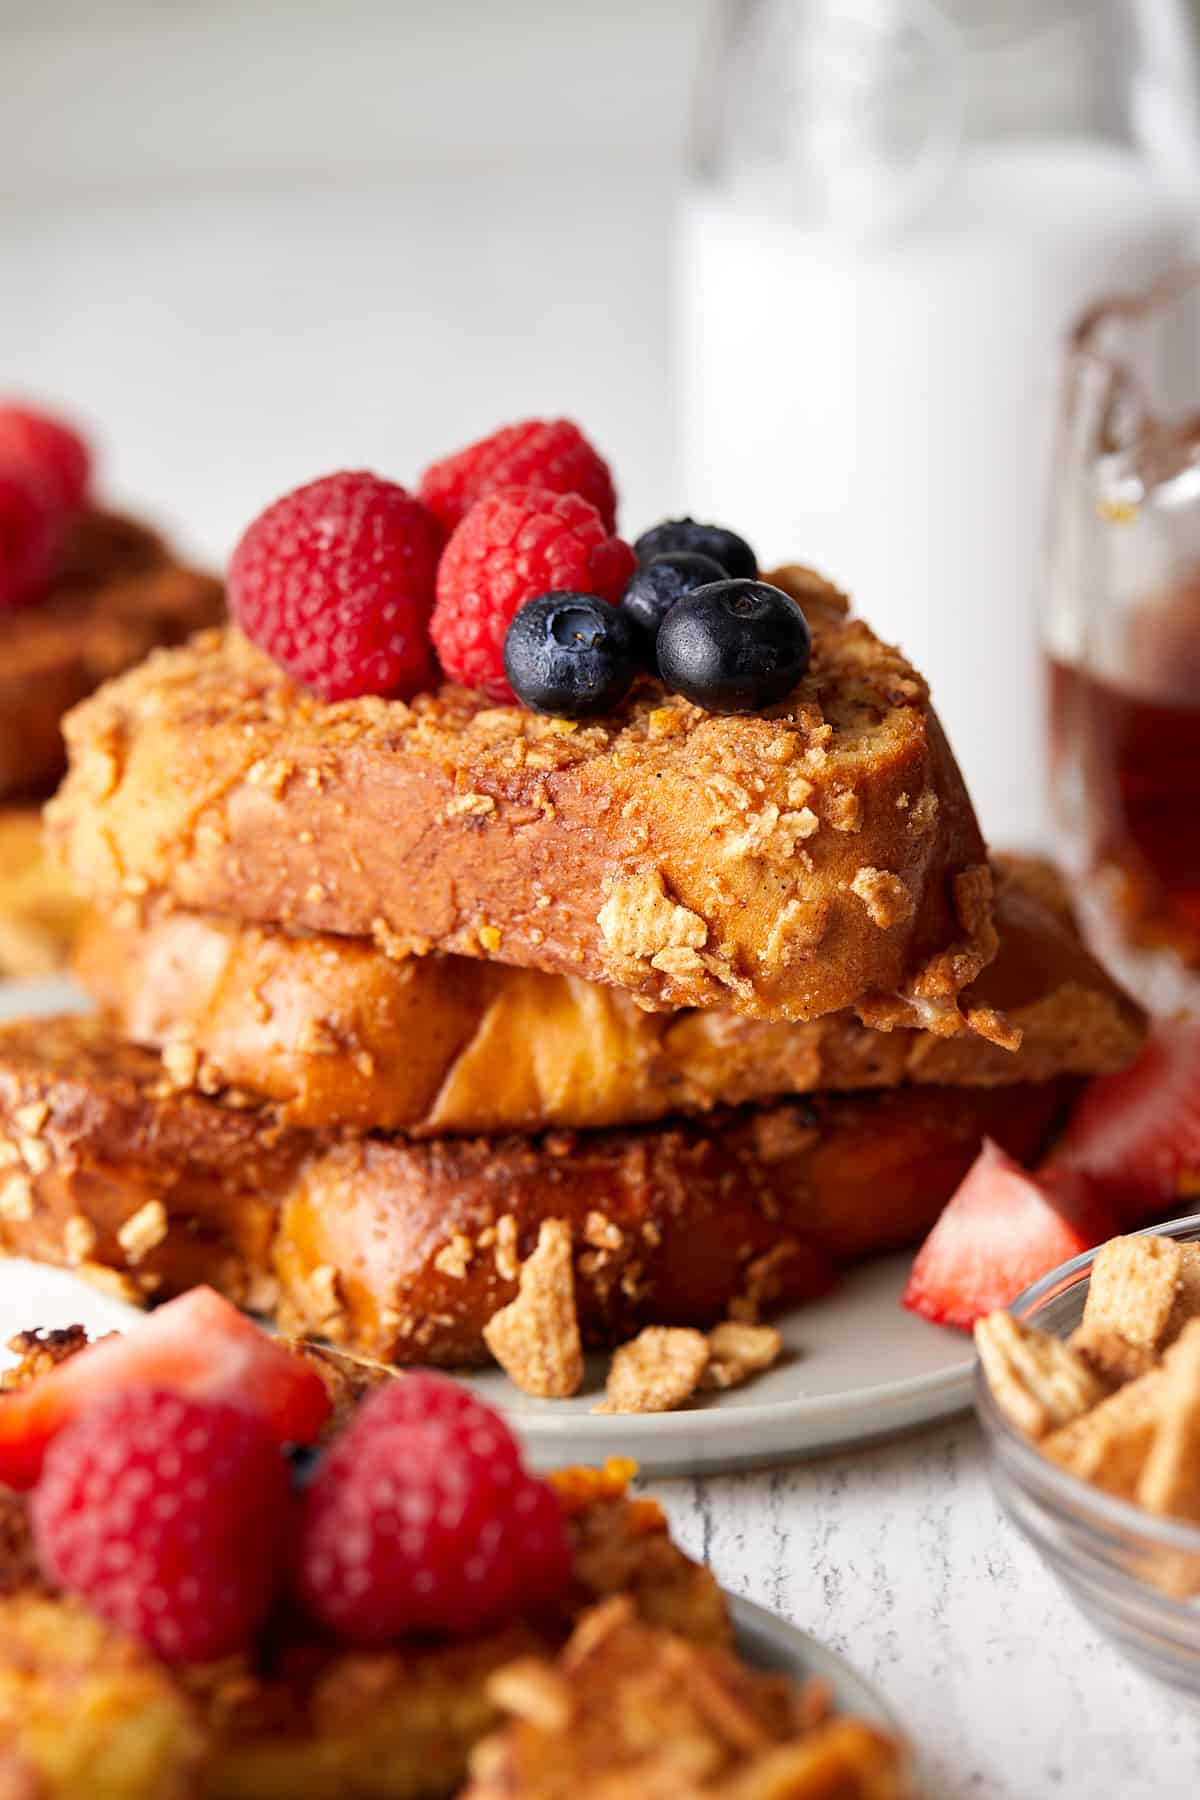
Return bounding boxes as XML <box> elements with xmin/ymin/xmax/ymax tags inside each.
<box><xmin>1048</xmin><ymin>587</ymin><xmax>1200</xmax><ymax>970</ymax></box>
<box><xmin>1045</xmin><ymin>274</ymin><xmax>1200</xmax><ymax>1006</ymax></box>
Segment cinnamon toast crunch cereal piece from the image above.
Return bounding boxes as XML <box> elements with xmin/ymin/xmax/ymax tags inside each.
<box><xmin>596</xmin><ymin>1327</ymin><xmax>710</xmax><ymax>1415</ymax></box>
<box><xmin>1163</xmin><ymin>1243</ymin><xmax>1200</xmax><ymax>1347</ymax></box>
<box><xmin>701</xmin><ymin>1322</ymin><xmax>784</xmax><ymax>1392</ymax></box>
<box><xmin>1071</xmin><ymin>1235</ymin><xmax>1183</xmax><ymax>1384</ymax></box>
<box><xmin>1067</xmin><ymin>1328</ymin><xmax>1161</xmax><ymax>1387</ymax></box>
<box><xmin>482</xmin><ymin>1219</ymin><xmax>583</xmax><ymax>1399</ymax></box>
<box><xmin>975</xmin><ymin>1312</ymin><xmax>1108</xmax><ymax>1439</ymax></box>
<box><xmin>1136</xmin><ymin>1320</ymin><xmax>1200</xmax><ymax>1524</ymax></box>
<box><xmin>1042</xmin><ymin>1367</ymin><xmax>1168</xmax><ymax>1499</ymax></box>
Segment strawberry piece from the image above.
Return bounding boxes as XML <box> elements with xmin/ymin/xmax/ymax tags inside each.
<box><xmin>902</xmin><ymin>1139</ymin><xmax>1119</xmax><ymax>1332</ymax></box>
<box><xmin>0</xmin><ymin>1286</ymin><xmax>330</xmax><ymax>1489</ymax></box>
<box><xmin>1051</xmin><ymin>1018</ymin><xmax>1200</xmax><ymax>1225</ymax></box>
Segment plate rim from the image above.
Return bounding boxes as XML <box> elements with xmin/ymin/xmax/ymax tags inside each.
<box><xmin>496</xmin><ymin>1352</ymin><xmax>974</xmax><ymax>1442</ymax></box>
<box><xmin>0</xmin><ymin>1243</ymin><xmax>975</xmax><ymax>1468</ymax></box>
<box><xmin>730</xmin><ymin>1591</ymin><xmax>907</xmax><ymax>1739</ymax></box>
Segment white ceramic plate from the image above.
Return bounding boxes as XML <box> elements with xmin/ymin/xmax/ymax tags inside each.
<box><xmin>0</xmin><ymin>976</ymin><xmax>974</xmax><ymax>1473</ymax></box>
<box><xmin>0</xmin><ymin>1248</ymin><xmax>973</xmax><ymax>1475</ymax></box>
<box><xmin>464</xmin><ymin>1256</ymin><xmax>973</xmax><ymax>1473</ymax></box>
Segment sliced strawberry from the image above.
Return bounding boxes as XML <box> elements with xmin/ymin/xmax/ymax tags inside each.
<box><xmin>902</xmin><ymin>1139</ymin><xmax>1119</xmax><ymax>1332</ymax></box>
<box><xmin>0</xmin><ymin>1287</ymin><xmax>330</xmax><ymax>1490</ymax></box>
<box><xmin>1051</xmin><ymin>1018</ymin><xmax>1200</xmax><ymax>1226</ymax></box>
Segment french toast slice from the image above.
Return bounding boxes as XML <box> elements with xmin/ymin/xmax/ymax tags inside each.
<box><xmin>0</xmin><ymin>1463</ymin><xmax>729</xmax><ymax>1800</ymax></box>
<box><xmin>464</xmin><ymin>1595</ymin><xmax>910</xmax><ymax>1799</ymax></box>
<box><xmin>0</xmin><ymin>1017</ymin><xmax>1071</xmax><ymax>1365</ymax></box>
<box><xmin>0</xmin><ymin>809</ymin><xmax>89</xmax><ymax>979</ymax></box>
<box><xmin>47</xmin><ymin>571</ymin><xmax>995</xmax><ymax>1026</ymax></box>
<box><xmin>0</xmin><ymin>509</ymin><xmax>223</xmax><ymax>804</ymax></box>
<box><xmin>0</xmin><ymin>1015</ymin><xmax>305</xmax><ymax>1313</ymax></box>
<box><xmin>74</xmin><ymin>857</ymin><xmax>1144</xmax><ymax>1134</ymax></box>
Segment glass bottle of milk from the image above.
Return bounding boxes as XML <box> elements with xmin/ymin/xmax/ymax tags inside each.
<box><xmin>679</xmin><ymin>0</ymin><xmax>1200</xmax><ymax>847</ymax></box>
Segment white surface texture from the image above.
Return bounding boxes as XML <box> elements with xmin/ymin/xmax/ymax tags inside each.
<box><xmin>660</xmin><ymin>1419</ymin><xmax>1200</xmax><ymax>1797</ymax></box>
<box><xmin>0</xmin><ymin>1</ymin><xmax>712</xmax><ymax>565</ymax></box>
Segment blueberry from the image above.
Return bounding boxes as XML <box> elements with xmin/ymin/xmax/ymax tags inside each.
<box><xmin>656</xmin><ymin>579</ymin><xmax>811</xmax><ymax>714</ymax></box>
<box><xmin>620</xmin><ymin>550</ymin><xmax>727</xmax><ymax>642</ymax></box>
<box><xmin>504</xmin><ymin>590</ymin><xmax>638</xmax><ymax>718</ymax></box>
<box><xmin>633</xmin><ymin>517</ymin><xmax>758</xmax><ymax>582</ymax></box>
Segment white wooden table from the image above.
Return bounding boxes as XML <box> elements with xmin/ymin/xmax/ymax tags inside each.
<box><xmin>659</xmin><ymin>1416</ymin><xmax>1199</xmax><ymax>1798</ymax></box>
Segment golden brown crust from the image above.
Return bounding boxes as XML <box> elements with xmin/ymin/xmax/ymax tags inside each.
<box><xmin>47</xmin><ymin>584</ymin><xmax>993</xmax><ymax>1023</ymax></box>
<box><xmin>0</xmin><ymin>1014</ymin><xmax>307</xmax><ymax>1314</ymax></box>
<box><xmin>464</xmin><ymin>1597</ymin><xmax>910</xmax><ymax>1799</ymax></box>
<box><xmin>0</xmin><ymin>509</ymin><xmax>223</xmax><ymax>803</ymax></box>
<box><xmin>74</xmin><ymin>855</ymin><xmax>1144</xmax><ymax>1133</ymax></box>
<box><xmin>0</xmin><ymin>808</ymin><xmax>89</xmax><ymax>979</ymax></box>
<box><xmin>0</xmin><ymin>1592</ymin><xmax>206</xmax><ymax>1797</ymax></box>
<box><xmin>0</xmin><ymin>1017</ymin><xmax>1072</xmax><ymax>1366</ymax></box>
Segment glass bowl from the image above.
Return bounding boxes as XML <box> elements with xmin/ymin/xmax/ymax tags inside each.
<box><xmin>975</xmin><ymin>1212</ymin><xmax>1200</xmax><ymax>1700</ymax></box>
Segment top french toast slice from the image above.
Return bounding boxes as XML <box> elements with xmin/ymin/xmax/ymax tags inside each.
<box><xmin>0</xmin><ymin>509</ymin><xmax>224</xmax><ymax>804</ymax></box>
<box><xmin>47</xmin><ymin>568</ymin><xmax>994</xmax><ymax>1024</ymax></box>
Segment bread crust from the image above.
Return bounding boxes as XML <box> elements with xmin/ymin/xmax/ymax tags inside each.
<box><xmin>0</xmin><ymin>1015</ymin><xmax>305</xmax><ymax>1312</ymax></box>
<box><xmin>0</xmin><ymin>1017</ymin><xmax>1072</xmax><ymax>1365</ymax></box>
<box><xmin>0</xmin><ymin>509</ymin><xmax>223</xmax><ymax>802</ymax></box>
<box><xmin>48</xmin><ymin>571</ymin><xmax>994</xmax><ymax>1024</ymax></box>
<box><xmin>74</xmin><ymin>857</ymin><xmax>1144</xmax><ymax>1133</ymax></box>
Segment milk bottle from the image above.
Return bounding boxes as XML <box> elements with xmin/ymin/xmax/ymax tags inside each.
<box><xmin>679</xmin><ymin>0</ymin><xmax>1200</xmax><ymax>846</ymax></box>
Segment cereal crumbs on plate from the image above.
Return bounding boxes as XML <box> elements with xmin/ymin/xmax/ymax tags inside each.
<box><xmin>595</xmin><ymin>1328</ymin><xmax>710</xmax><ymax>1415</ymax></box>
<box><xmin>482</xmin><ymin>1218</ymin><xmax>584</xmax><ymax>1399</ymax></box>
<box><xmin>594</xmin><ymin>1318</ymin><xmax>784</xmax><ymax>1414</ymax></box>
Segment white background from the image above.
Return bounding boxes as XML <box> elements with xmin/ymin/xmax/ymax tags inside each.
<box><xmin>1</xmin><ymin>0</ymin><xmax>712</xmax><ymax>558</ymax></box>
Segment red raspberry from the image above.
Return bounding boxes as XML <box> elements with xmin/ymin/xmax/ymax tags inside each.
<box><xmin>0</xmin><ymin>403</ymin><xmax>91</xmax><ymax>513</ymax></box>
<box><xmin>346</xmin><ymin>1370</ymin><xmax>524</xmax><ymax>1461</ymax></box>
<box><xmin>431</xmin><ymin>486</ymin><xmax>635</xmax><ymax>700</ymax></box>
<box><xmin>32</xmin><ymin>1388</ymin><xmax>293</xmax><ymax>1663</ymax></box>
<box><xmin>294</xmin><ymin>1383</ymin><xmax>570</xmax><ymax>1645</ymax></box>
<box><xmin>228</xmin><ymin>471</ymin><xmax>442</xmax><ymax>702</ymax></box>
<box><xmin>0</xmin><ymin>467</ymin><xmax>63</xmax><ymax>610</ymax></box>
<box><xmin>419</xmin><ymin>418</ymin><xmax>617</xmax><ymax>535</ymax></box>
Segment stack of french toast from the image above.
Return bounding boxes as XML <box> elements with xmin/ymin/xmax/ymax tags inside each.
<box><xmin>0</xmin><ymin>404</ymin><xmax>222</xmax><ymax>977</ymax></box>
<box><xmin>0</xmin><ymin>418</ymin><xmax>1145</xmax><ymax>1401</ymax></box>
